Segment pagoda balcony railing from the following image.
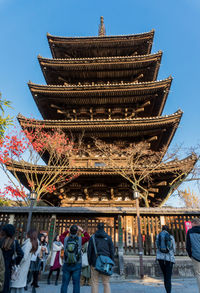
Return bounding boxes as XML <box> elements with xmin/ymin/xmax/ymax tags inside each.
<box><xmin>68</xmin><ymin>156</ymin><xmax>128</xmax><ymax>168</ymax></box>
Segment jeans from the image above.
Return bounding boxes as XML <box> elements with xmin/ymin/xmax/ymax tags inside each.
<box><xmin>60</xmin><ymin>263</ymin><xmax>82</xmax><ymax>293</ymax></box>
<box><xmin>158</xmin><ymin>260</ymin><xmax>173</xmax><ymax>293</ymax></box>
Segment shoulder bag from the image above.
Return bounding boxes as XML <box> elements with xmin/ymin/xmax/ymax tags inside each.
<box><xmin>92</xmin><ymin>236</ymin><xmax>114</xmax><ymax>276</ymax></box>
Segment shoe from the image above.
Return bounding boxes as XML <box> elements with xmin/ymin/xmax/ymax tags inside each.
<box><xmin>32</xmin><ymin>284</ymin><xmax>39</xmax><ymax>288</ymax></box>
<box><xmin>55</xmin><ymin>280</ymin><xmax>58</xmax><ymax>286</ymax></box>
<box><xmin>47</xmin><ymin>278</ymin><xmax>50</xmax><ymax>285</ymax></box>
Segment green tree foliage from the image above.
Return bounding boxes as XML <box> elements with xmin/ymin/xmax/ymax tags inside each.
<box><xmin>0</xmin><ymin>93</ymin><xmax>12</xmax><ymax>139</ymax></box>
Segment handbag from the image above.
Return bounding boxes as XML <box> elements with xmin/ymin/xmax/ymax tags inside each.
<box><xmin>92</xmin><ymin>236</ymin><xmax>114</xmax><ymax>276</ymax></box>
<box><xmin>11</xmin><ymin>240</ymin><xmax>20</xmax><ymax>282</ymax></box>
<box><xmin>82</xmin><ymin>252</ymin><xmax>89</xmax><ymax>268</ymax></box>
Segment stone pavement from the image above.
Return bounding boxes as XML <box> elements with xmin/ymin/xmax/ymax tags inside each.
<box><xmin>26</xmin><ymin>277</ymin><xmax>199</xmax><ymax>293</ymax></box>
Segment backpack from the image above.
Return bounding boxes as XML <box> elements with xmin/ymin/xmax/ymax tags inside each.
<box><xmin>158</xmin><ymin>231</ymin><xmax>172</xmax><ymax>253</ymax></box>
<box><xmin>64</xmin><ymin>236</ymin><xmax>81</xmax><ymax>265</ymax></box>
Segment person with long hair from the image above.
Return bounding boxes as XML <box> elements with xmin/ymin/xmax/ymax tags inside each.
<box><xmin>26</xmin><ymin>232</ymin><xmax>41</xmax><ymax>290</ymax></box>
<box><xmin>47</xmin><ymin>234</ymin><xmax>63</xmax><ymax>286</ymax></box>
<box><xmin>0</xmin><ymin>224</ymin><xmax>24</xmax><ymax>293</ymax></box>
<box><xmin>10</xmin><ymin>229</ymin><xmax>38</xmax><ymax>293</ymax></box>
<box><xmin>39</xmin><ymin>233</ymin><xmax>49</xmax><ymax>273</ymax></box>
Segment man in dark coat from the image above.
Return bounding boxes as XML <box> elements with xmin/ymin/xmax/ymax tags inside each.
<box><xmin>87</xmin><ymin>222</ymin><xmax>114</xmax><ymax>293</ymax></box>
<box><xmin>186</xmin><ymin>217</ymin><xmax>200</xmax><ymax>292</ymax></box>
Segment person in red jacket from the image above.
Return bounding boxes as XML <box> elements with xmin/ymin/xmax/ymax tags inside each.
<box><xmin>60</xmin><ymin>225</ymin><xmax>90</xmax><ymax>293</ymax></box>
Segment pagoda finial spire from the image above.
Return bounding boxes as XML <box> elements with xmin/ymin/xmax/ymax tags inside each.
<box><xmin>98</xmin><ymin>16</ymin><xmax>106</xmax><ymax>37</ymax></box>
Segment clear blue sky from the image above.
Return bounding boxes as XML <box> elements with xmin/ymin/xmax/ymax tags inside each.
<box><xmin>0</xmin><ymin>0</ymin><xmax>200</xmax><ymax>204</ymax></box>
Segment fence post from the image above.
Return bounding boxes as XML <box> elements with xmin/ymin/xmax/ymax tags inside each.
<box><xmin>118</xmin><ymin>215</ymin><xmax>124</xmax><ymax>275</ymax></box>
<box><xmin>48</xmin><ymin>215</ymin><xmax>57</xmax><ymax>250</ymax></box>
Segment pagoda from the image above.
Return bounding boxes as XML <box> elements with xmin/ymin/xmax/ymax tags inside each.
<box><xmin>9</xmin><ymin>17</ymin><xmax>196</xmax><ymax>207</ymax></box>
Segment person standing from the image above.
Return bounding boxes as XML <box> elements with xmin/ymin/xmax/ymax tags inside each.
<box><xmin>0</xmin><ymin>248</ymin><xmax>5</xmax><ymax>292</ymax></box>
<box><xmin>60</xmin><ymin>224</ymin><xmax>90</xmax><ymax>293</ymax></box>
<box><xmin>39</xmin><ymin>234</ymin><xmax>49</xmax><ymax>273</ymax></box>
<box><xmin>10</xmin><ymin>229</ymin><xmax>38</xmax><ymax>293</ymax></box>
<box><xmin>156</xmin><ymin>225</ymin><xmax>176</xmax><ymax>293</ymax></box>
<box><xmin>47</xmin><ymin>235</ymin><xmax>63</xmax><ymax>286</ymax></box>
<box><xmin>87</xmin><ymin>222</ymin><xmax>114</xmax><ymax>293</ymax></box>
<box><xmin>80</xmin><ymin>242</ymin><xmax>90</xmax><ymax>286</ymax></box>
<box><xmin>186</xmin><ymin>217</ymin><xmax>200</xmax><ymax>292</ymax></box>
<box><xmin>28</xmin><ymin>237</ymin><xmax>41</xmax><ymax>289</ymax></box>
<box><xmin>0</xmin><ymin>224</ymin><xmax>24</xmax><ymax>293</ymax></box>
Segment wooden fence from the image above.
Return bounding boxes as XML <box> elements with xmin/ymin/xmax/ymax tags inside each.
<box><xmin>0</xmin><ymin>207</ymin><xmax>199</xmax><ymax>256</ymax></box>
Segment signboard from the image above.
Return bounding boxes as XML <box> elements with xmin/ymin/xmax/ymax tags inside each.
<box><xmin>184</xmin><ymin>221</ymin><xmax>192</xmax><ymax>234</ymax></box>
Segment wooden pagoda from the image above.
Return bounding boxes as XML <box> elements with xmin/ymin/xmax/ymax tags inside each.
<box><xmin>10</xmin><ymin>18</ymin><xmax>196</xmax><ymax>207</ymax></box>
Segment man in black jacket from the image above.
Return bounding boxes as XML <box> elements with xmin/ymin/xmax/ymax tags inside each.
<box><xmin>186</xmin><ymin>217</ymin><xmax>200</xmax><ymax>292</ymax></box>
<box><xmin>87</xmin><ymin>223</ymin><xmax>114</xmax><ymax>293</ymax></box>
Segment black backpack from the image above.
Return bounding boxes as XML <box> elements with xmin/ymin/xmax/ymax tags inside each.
<box><xmin>158</xmin><ymin>231</ymin><xmax>172</xmax><ymax>253</ymax></box>
<box><xmin>64</xmin><ymin>236</ymin><xmax>81</xmax><ymax>265</ymax></box>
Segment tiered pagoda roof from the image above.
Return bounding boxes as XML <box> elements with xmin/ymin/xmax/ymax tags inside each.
<box><xmin>18</xmin><ymin>111</ymin><xmax>182</xmax><ymax>153</ymax></box>
<box><xmin>9</xmin><ymin>17</ymin><xmax>196</xmax><ymax>207</ymax></box>
<box><xmin>6</xmin><ymin>154</ymin><xmax>197</xmax><ymax>207</ymax></box>
<box><xmin>29</xmin><ymin>78</ymin><xmax>172</xmax><ymax>120</ymax></box>
<box><xmin>38</xmin><ymin>51</ymin><xmax>162</xmax><ymax>85</ymax></box>
<box><xmin>47</xmin><ymin>30</ymin><xmax>155</xmax><ymax>58</ymax></box>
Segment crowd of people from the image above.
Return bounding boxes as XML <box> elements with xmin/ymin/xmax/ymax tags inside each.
<box><xmin>1</xmin><ymin>218</ymin><xmax>200</xmax><ymax>293</ymax></box>
<box><xmin>0</xmin><ymin>222</ymin><xmax>114</xmax><ymax>293</ymax></box>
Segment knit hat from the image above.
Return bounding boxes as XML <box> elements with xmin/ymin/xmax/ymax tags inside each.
<box><xmin>70</xmin><ymin>224</ymin><xmax>78</xmax><ymax>235</ymax></box>
<box><xmin>2</xmin><ymin>224</ymin><xmax>15</xmax><ymax>237</ymax></box>
<box><xmin>97</xmin><ymin>222</ymin><xmax>104</xmax><ymax>230</ymax></box>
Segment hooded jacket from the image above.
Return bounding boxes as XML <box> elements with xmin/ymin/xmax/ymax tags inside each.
<box><xmin>87</xmin><ymin>229</ymin><xmax>114</xmax><ymax>267</ymax></box>
<box><xmin>186</xmin><ymin>225</ymin><xmax>200</xmax><ymax>261</ymax></box>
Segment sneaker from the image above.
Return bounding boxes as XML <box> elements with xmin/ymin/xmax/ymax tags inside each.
<box><xmin>55</xmin><ymin>280</ymin><xmax>58</xmax><ymax>286</ymax></box>
<box><xmin>47</xmin><ymin>279</ymin><xmax>50</xmax><ymax>285</ymax></box>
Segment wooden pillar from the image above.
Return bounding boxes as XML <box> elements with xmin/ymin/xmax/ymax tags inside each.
<box><xmin>48</xmin><ymin>215</ymin><xmax>57</xmax><ymax>250</ymax></box>
<box><xmin>118</xmin><ymin>215</ymin><xmax>124</xmax><ymax>275</ymax></box>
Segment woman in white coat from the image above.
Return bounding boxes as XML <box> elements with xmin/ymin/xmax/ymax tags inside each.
<box><xmin>47</xmin><ymin>235</ymin><xmax>63</xmax><ymax>286</ymax></box>
<box><xmin>10</xmin><ymin>229</ymin><xmax>38</xmax><ymax>293</ymax></box>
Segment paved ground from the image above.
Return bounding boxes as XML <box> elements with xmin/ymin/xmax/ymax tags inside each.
<box><xmin>26</xmin><ymin>277</ymin><xmax>199</xmax><ymax>292</ymax></box>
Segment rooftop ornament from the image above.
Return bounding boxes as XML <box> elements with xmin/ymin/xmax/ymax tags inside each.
<box><xmin>98</xmin><ymin>16</ymin><xmax>106</xmax><ymax>37</ymax></box>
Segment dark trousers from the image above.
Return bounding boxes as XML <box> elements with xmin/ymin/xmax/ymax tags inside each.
<box><xmin>48</xmin><ymin>268</ymin><xmax>60</xmax><ymax>282</ymax></box>
<box><xmin>60</xmin><ymin>263</ymin><xmax>81</xmax><ymax>293</ymax></box>
<box><xmin>158</xmin><ymin>260</ymin><xmax>173</xmax><ymax>293</ymax></box>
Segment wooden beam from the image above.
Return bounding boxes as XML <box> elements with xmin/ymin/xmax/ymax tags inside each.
<box><xmin>135</xmin><ymin>107</ymin><xmax>144</xmax><ymax>113</ymax></box>
<box><xmin>149</xmin><ymin>188</ymin><xmax>159</xmax><ymax>193</ymax></box>
<box><xmin>132</xmin><ymin>73</ymin><xmax>144</xmax><ymax>83</ymax></box>
<box><xmin>58</xmin><ymin>76</ymin><xmax>67</xmax><ymax>83</ymax></box>
<box><xmin>147</xmin><ymin>136</ymin><xmax>158</xmax><ymax>142</ymax></box>
<box><xmin>155</xmin><ymin>181</ymin><xmax>167</xmax><ymax>186</ymax></box>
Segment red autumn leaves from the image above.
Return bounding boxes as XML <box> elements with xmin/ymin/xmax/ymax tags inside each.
<box><xmin>0</xmin><ymin>123</ymin><xmax>80</xmax><ymax>204</ymax></box>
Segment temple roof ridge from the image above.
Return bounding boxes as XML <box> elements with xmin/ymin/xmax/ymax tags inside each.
<box><xmin>47</xmin><ymin>29</ymin><xmax>155</xmax><ymax>40</ymax></box>
<box><xmin>28</xmin><ymin>76</ymin><xmax>172</xmax><ymax>89</ymax></box>
<box><xmin>38</xmin><ymin>50</ymin><xmax>162</xmax><ymax>63</ymax></box>
<box><xmin>17</xmin><ymin>110</ymin><xmax>182</xmax><ymax>124</ymax></box>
